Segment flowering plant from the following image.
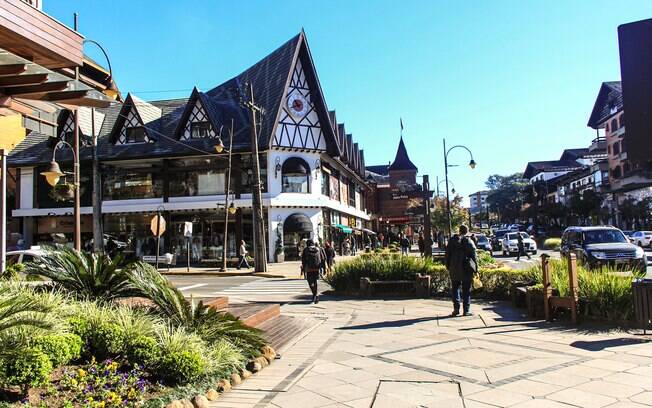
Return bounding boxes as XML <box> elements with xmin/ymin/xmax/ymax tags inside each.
<box><xmin>59</xmin><ymin>358</ymin><xmax>152</xmax><ymax>407</ymax></box>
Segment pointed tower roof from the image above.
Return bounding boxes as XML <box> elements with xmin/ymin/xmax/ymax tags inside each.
<box><xmin>388</xmin><ymin>136</ymin><xmax>417</xmax><ymax>172</ymax></box>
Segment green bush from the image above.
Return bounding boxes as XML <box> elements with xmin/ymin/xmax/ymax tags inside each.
<box><xmin>155</xmin><ymin>327</ymin><xmax>206</xmax><ymax>384</ymax></box>
<box><xmin>126</xmin><ymin>335</ymin><xmax>161</xmax><ymax>369</ymax></box>
<box><xmin>33</xmin><ymin>333</ymin><xmax>82</xmax><ymax>367</ymax></box>
<box><xmin>0</xmin><ymin>348</ymin><xmax>53</xmax><ymax>389</ymax></box>
<box><xmin>476</xmin><ymin>250</ymin><xmax>497</xmax><ymax>268</ymax></box>
<box><xmin>67</xmin><ymin>303</ymin><xmax>126</xmax><ymax>360</ymax></box>
<box><xmin>543</xmin><ymin>238</ymin><xmax>561</xmax><ymax>250</ymax></box>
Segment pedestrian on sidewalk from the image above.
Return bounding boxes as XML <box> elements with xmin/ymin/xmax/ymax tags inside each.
<box><xmin>418</xmin><ymin>233</ymin><xmax>425</xmax><ymax>257</ymax></box>
<box><xmin>400</xmin><ymin>235</ymin><xmax>410</xmax><ymax>256</ymax></box>
<box><xmin>325</xmin><ymin>241</ymin><xmax>336</xmax><ymax>274</ymax></box>
<box><xmin>445</xmin><ymin>224</ymin><xmax>477</xmax><ymax>317</ymax></box>
<box><xmin>317</xmin><ymin>241</ymin><xmax>327</xmax><ymax>279</ymax></box>
<box><xmin>301</xmin><ymin>239</ymin><xmax>322</xmax><ymax>304</ymax></box>
<box><xmin>237</xmin><ymin>240</ymin><xmax>251</xmax><ymax>269</ymax></box>
<box><xmin>516</xmin><ymin>233</ymin><xmax>531</xmax><ymax>261</ymax></box>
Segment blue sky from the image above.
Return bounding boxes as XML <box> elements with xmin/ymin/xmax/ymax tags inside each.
<box><xmin>47</xmin><ymin>1</ymin><xmax>651</xmax><ymax>205</ymax></box>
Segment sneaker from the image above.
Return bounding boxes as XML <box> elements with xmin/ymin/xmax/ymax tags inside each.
<box><xmin>450</xmin><ymin>310</ymin><xmax>460</xmax><ymax>317</ymax></box>
<box><xmin>463</xmin><ymin>311</ymin><xmax>473</xmax><ymax>316</ymax></box>
<box><xmin>315</xmin><ymin>295</ymin><xmax>319</xmax><ymax>304</ymax></box>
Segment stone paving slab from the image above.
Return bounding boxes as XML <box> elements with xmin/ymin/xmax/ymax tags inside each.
<box><xmin>209</xmin><ymin>297</ymin><xmax>652</xmax><ymax>408</ymax></box>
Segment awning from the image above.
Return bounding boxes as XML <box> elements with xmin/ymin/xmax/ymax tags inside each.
<box><xmin>284</xmin><ymin>213</ymin><xmax>313</xmax><ymax>233</ymax></box>
<box><xmin>332</xmin><ymin>224</ymin><xmax>353</xmax><ymax>234</ymax></box>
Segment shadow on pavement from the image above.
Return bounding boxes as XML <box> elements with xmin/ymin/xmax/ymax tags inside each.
<box><xmin>571</xmin><ymin>337</ymin><xmax>650</xmax><ymax>351</ymax></box>
<box><xmin>336</xmin><ymin>316</ymin><xmax>438</xmax><ymax>330</ymax></box>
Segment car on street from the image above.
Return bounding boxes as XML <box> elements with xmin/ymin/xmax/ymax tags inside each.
<box><xmin>622</xmin><ymin>230</ymin><xmax>635</xmax><ymax>241</ymax></box>
<box><xmin>502</xmin><ymin>232</ymin><xmax>537</xmax><ymax>256</ymax></box>
<box><xmin>631</xmin><ymin>231</ymin><xmax>652</xmax><ymax>247</ymax></box>
<box><xmin>560</xmin><ymin>226</ymin><xmax>647</xmax><ymax>273</ymax></box>
<box><xmin>474</xmin><ymin>234</ymin><xmax>492</xmax><ymax>251</ymax></box>
<box><xmin>6</xmin><ymin>247</ymin><xmax>44</xmax><ymax>264</ymax></box>
<box><xmin>491</xmin><ymin>229</ymin><xmax>509</xmax><ymax>251</ymax></box>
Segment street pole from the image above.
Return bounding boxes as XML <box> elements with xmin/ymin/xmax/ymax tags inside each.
<box><xmin>443</xmin><ymin>139</ymin><xmax>452</xmax><ymax>238</ymax></box>
<box><xmin>91</xmin><ymin>108</ymin><xmax>103</xmax><ymax>252</ymax></box>
<box><xmin>73</xmin><ymin>13</ymin><xmax>81</xmax><ymax>252</ymax></box>
<box><xmin>246</xmin><ymin>83</ymin><xmax>267</xmax><ymax>272</ymax></box>
<box><xmin>220</xmin><ymin>119</ymin><xmax>234</xmax><ymax>272</ymax></box>
<box><xmin>0</xmin><ymin>150</ymin><xmax>7</xmax><ymax>273</ymax></box>
<box><xmin>155</xmin><ymin>208</ymin><xmax>161</xmax><ymax>270</ymax></box>
<box><xmin>423</xmin><ymin>175</ymin><xmax>433</xmax><ymax>258</ymax></box>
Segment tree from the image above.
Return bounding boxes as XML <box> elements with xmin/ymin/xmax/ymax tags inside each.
<box><xmin>568</xmin><ymin>190</ymin><xmax>604</xmax><ymax>225</ymax></box>
<box><xmin>485</xmin><ymin>173</ymin><xmax>529</xmax><ymax>223</ymax></box>
<box><xmin>620</xmin><ymin>197</ymin><xmax>652</xmax><ymax>229</ymax></box>
<box><xmin>431</xmin><ymin>195</ymin><xmax>468</xmax><ymax>234</ymax></box>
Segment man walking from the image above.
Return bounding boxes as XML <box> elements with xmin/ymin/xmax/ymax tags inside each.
<box><xmin>400</xmin><ymin>235</ymin><xmax>410</xmax><ymax>256</ymax></box>
<box><xmin>418</xmin><ymin>233</ymin><xmax>425</xmax><ymax>257</ymax></box>
<box><xmin>301</xmin><ymin>240</ymin><xmax>322</xmax><ymax>304</ymax></box>
<box><xmin>445</xmin><ymin>225</ymin><xmax>477</xmax><ymax>316</ymax></box>
<box><xmin>516</xmin><ymin>233</ymin><xmax>531</xmax><ymax>261</ymax></box>
<box><xmin>237</xmin><ymin>239</ymin><xmax>251</xmax><ymax>269</ymax></box>
<box><xmin>324</xmin><ymin>241</ymin><xmax>336</xmax><ymax>274</ymax></box>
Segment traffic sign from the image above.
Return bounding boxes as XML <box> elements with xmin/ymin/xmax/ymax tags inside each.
<box><xmin>150</xmin><ymin>215</ymin><xmax>166</xmax><ymax>237</ymax></box>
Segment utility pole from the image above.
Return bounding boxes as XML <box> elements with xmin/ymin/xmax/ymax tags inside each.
<box><xmin>423</xmin><ymin>175</ymin><xmax>433</xmax><ymax>258</ymax></box>
<box><xmin>73</xmin><ymin>13</ymin><xmax>81</xmax><ymax>251</ymax></box>
<box><xmin>0</xmin><ymin>149</ymin><xmax>6</xmax><ymax>273</ymax></box>
<box><xmin>244</xmin><ymin>83</ymin><xmax>267</xmax><ymax>272</ymax></box>
<box><xmin>220</xmin><ymin>119</ymin><xmax>234</xmax><ymax>272</ymax></box>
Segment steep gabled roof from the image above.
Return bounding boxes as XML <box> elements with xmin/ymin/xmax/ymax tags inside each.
<box><xmin>109</xmin><ymin>93</ymin><xmax>161</xmax><ymax>142</ymax></box>
<box><xmin>338</xmin><ymin>123</ymin><xmax>348</xmax><ymax>163</ymax></box>
<box><xmin>523</xmin><ymin>160</ymin><xmax>584</xmax><ymax>179</ymax></box>
<box><xmin>587</xmin><ymin>81</ymin><xmax>623</xmax><ymax>128</ymax></box>
<box><xmin>172</xmin><ymin>87</ymin><xmax>222</xmax><ymax>139</ymax></box>
<box><xmin>559</xmin><ymin>148</ymin><xmax>590</xmax><ymax>161</ymax></box>
<box><xmin>388</xmin><ymin>136</ymin><xmax>417</xmax><ymax>172</ymax></box>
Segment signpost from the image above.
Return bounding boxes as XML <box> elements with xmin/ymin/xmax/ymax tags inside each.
<box><xmin>150</xmin><ymin>212</ymin><xmax>166</xmax><ymax>270</ymax></box>
<box><xmin>184</xmin><ymin>222</ymin><xmax>193</xmax><ymax>273</ymax></box>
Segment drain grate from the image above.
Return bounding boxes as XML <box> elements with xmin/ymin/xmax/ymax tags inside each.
<box><xmin>371</xmin><ymin>380</ymin><xmax>465</xmax><ymax>408</ymax></box>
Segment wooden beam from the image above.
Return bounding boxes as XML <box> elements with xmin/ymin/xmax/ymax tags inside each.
<box><xmin>5</xmin><ymin>80</ymin><xmax>70</xmax><ymax>97</ymax></box>
<box><xmin>0</xmin><ymin>63</ymin><xmax>26</xmax><ymax>76</ymax></box>
<box><xmin>0</xmin><ymin>73</ymin><xmax>48</xmax><ymax>87</ymax></box>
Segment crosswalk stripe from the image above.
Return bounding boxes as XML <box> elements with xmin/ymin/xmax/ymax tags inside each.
<box><xmin>178</xmin><ymin>283</ymin><xmax>207</xmax><ymax>291</ymax></box>
<box><xmin>211</xmin><ymin>278</ymin><xmax>316</xmax><ymax>299</ymax></box>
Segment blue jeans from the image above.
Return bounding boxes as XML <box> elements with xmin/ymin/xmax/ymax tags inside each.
<box><xmin>237</xmin><ymin>255</ymin><xmax>250</xmax><ymax>269</ymax></box>
<box><xmin>451</xmin><ymin>280</ymin><xmax>471</xmax><ymax>313</ymax></box>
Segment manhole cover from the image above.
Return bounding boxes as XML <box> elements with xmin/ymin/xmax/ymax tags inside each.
<box><xmin>371</xmin><ymin>380</ymin><xmax>465</xmax><ymax>407</ymax></box>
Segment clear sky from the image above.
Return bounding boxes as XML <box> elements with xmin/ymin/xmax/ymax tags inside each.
<box><xmin>46</xmin><ymin>1</ymin><xmax>651</xmax><ymax>205</ymax></box>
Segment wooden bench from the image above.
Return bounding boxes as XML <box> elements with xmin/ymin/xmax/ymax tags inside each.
<box><xmin>359</xmin><ymin>274</ymin><xmax>431</xmax><ymax>298</ymax></box>
<box><xmin>542</xmin><ymin>253</ymin><xmax>579</xmax><ymax>324</ymax></box>
<box><xmin>141</xmin><ymin>254</ymin><xmax>176</xmax><ymax>270</ymax></box>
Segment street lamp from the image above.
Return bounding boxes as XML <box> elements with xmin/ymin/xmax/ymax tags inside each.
<box><xmin>443</xmin><ymin>139</ymin><xmax>476</xmax><ymax>238</ymax></box>
<box><xmin>218</xmin><ymin>120</ymin><xmax>235</xmax><ymax>272</ymax></box>
<box><xmin>40</xmin><ymin>140</ymin><xmax>81</xmax><ymax>250</ymax></box>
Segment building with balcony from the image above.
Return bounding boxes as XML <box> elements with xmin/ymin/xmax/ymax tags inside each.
<box><xmin>7</xmin><ymin>31</ymin><xmax>372</xmax><ymax>264</ymax></box>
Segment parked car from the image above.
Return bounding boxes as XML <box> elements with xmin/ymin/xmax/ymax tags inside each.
<box><xmin>560</xmin><ymin>226</ymin><xmax>647</xmax><ymax>273</ymax></box>
<box><xmin>631</xmin><ymin>231</ymin><xmax>652</xmax><ymax>247</ymax></box>
<box><xmin>491</xmin><ymin>229</ymin><xmax>509</xmax><ymax>251</ymax></box>
<box><xmin>502</xmin><ymin>232</ymin><xmax>537</xmax><ymax>256</ymax></box>
<box><xmin>475</xmin><ymin>234</ymin><xmax>492</xmax><ymax>251</ymax></box>
<box><xmin>622</xmin><ymin>230</ymin><xmax>635</xmax><ymax>241</ymax></box>
<box><xmin>6</xmin><ymin>247</ymin><xmax>44</xmax><ymax>264</ymax></box>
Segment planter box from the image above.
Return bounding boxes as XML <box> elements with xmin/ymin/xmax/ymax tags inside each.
<box><xmin>633</xmin><ymin>279</ymin><xmax>652</xmax><ymax>333</ymax></box>
<box><xmin>526</xmin><ymin>289</ymin><xmax>545</xmax><ymax>318</ymax></box>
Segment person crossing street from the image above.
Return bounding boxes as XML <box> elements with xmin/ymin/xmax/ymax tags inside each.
<box><xmin>301</xmin><ymin>240</ymin><xmax>322</xmax><ymax>304</ymax></box>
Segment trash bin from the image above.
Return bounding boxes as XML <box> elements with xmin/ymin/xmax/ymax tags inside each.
<box><xmin>632</xmin><ymin>279</ymin><xmax>652</xmax><ymax>334</ymax></box>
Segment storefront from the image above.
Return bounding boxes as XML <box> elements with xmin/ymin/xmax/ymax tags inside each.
<box><xmin>35</xmin><ymin>215</ymin><xmax>94</xmax><ymax>247</ymax></box>
<box><xmin>281</xmin><ymin>213</ymin><xmax>313</xmax><ymax>261</ymax></box>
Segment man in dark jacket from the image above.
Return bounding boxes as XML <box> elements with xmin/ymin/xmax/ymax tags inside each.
<box><xmin>301</xmin><ymin>240</ymin><xmax>322</xmax><ymax>304</ymax></box>
<box><xmin>445</xmin><ymin>225</ymin><xmax>477</xmax><ymax>316</ymax></box>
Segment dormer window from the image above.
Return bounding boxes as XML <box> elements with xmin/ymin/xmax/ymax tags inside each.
<box><xmin>191</xmin><ymin>122</ymin><xmax>212</xmax><ymax>139</ymax></box>
<box><xmin>126</xmin><ymin>127</ymin><xmax>147</xmax><ymax>144</ymax></box>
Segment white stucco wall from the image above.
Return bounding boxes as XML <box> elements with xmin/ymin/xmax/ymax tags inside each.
<box><xmin>19</xmin><ymin>167</ymin><xmax>33</xmax><ymax>209</ymax></box>
<box><xmin>267</xmin><ymin>206</ymin><xmax>322</xmax><ymax>262</ymax></box>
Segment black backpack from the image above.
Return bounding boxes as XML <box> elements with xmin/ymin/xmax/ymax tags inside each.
<box><xmin>304</xmin><ymin>247</ymin><xmax>321</xmax><ymax>270</ymax></box>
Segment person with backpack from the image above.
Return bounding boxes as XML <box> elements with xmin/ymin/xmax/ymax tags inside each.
<box><xmin>400</xmin><ymin>235</ymin><xmax>410</xmax><ymax>256</ymax></box>
<box><xmin>445</xmin><ymin>224</ymin><xmax>477</xmax><ymax>317</ymax></box>
<box><xmin>301</xmin><ymin>239</ymin><xmax>322</xmax><ymax>303</ymax></box>
<box><xmin>317</xmin><ymin>241</ymin><xmax>327</xmax><ymax>279</ymax></box>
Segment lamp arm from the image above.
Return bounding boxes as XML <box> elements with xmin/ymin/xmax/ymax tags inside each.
<box><xmin>52</xmin><ymin>140</ymin><xmax>77</xmax><ymax>163</ymax></box>
<box><xmin>83</xmin><ymin>39</ymin><xmax>113</xmax><ymax>80</ymax></box>
<box><xmin>445</xmin><ymin>145</ymin><xmax>474</xmax><ymax>161</ymax></box>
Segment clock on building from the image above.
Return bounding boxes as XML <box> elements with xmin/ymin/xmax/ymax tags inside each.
<box><xmin>287</xmin><ymin>92</ymin><xmax>309</xmax><ymax>118</ymax></box>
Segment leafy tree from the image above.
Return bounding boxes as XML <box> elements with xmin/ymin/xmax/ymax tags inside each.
<box><xmin>568</xmin><ymin>190</ymin><xmax>604</xmax><ymax>225</ymax></box>
<box><xmin>485</xmin><ymin>173</ymin><xmax>529</xmax><ymax>223</ymax></box>
<box><xmin>620</xmin><ymin>197</ymin><xmax>652</xmax><ymax>229</ymax></box>
<box><xmin>431</xmin><ymin>195</ymin><xmax>468</xmax><ymax>235</ymax></box>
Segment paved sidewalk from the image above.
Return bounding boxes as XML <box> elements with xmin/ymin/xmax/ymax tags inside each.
<box><xmin>211</xmin><ymin>296</ymin><xmax>652</xmax><ymax>408</ymax></box>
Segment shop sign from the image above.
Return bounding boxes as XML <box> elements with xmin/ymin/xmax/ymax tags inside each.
<box><xmin>349</xmin><ymin>217</ymin><xmax>356</xmax><ymax>227</ymax></box>
<box><xmin>150</xmin><ymin>215</ymin><xmax>166</xmax><ymax>237</ymax></box>
<box><xmin>340</xmin><ymin>217</ymin><xmax>349</xmax><ymax>227</ymax></box>
<box><xmin>38</xmin><ymin>216</ymin><xmax>92</xmax><ymax>234</ymax></box>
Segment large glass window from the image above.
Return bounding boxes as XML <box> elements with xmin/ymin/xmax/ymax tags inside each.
<box><xmin>103</xmin><ymin>172</ymin><xmax>162</xmax><ymax>200</ymax></box>
<box><xmin>126</xmin><ymin>127</ymin><xmax>147</xmax><ymax>143</ymax></box>
<box><xmin>321</xmin><ymin>170</ymin><xmax>330</xmax><ymax>196</ymax></box>
<box><xmin>169</xmin><ymin>170</ymin><xmax>225</xmax><ymax>196</ymax></box>
<box><xmin>240</xmin><ymin>154</ymin><xmax>268</xmax><ymax>193</ymax></box>
<box><xmin>281</xmin><ymin>157</ymin><xmax>309</xmax><ymax>193</ymax></box>
<box><xmin>348</xmin><ymin>183</ymin><xmax>356</xmax><ymax>207</ymax></box>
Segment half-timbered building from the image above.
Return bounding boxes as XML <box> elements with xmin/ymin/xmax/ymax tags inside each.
<box><xmin>8</xmin><ymin>31</ymin><xmax>372</xmax><ymax>263</ymax></box>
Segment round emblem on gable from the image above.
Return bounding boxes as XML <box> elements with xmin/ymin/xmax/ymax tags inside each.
<box><xmin>287</xmin><ymin>92</ymin><xmax>309</xmax><ymax>118</ymax></box>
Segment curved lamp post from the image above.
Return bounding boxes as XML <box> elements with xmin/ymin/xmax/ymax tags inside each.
<box><xmin>443</xmin><ymin>139</ymin><xmax>476</xmax><ymax>237</ymax></box>
<box><xmin>41</xmin><ymin>140</ymin><xmax>80</xmax><ymax>250</ymax></box>
<box><xmin>218</xmin><ymin>120</ymin><xmax>236</xmax><ymax>272</ymax></box>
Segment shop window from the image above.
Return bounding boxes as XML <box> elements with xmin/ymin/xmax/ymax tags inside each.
<box><xmin>281</xmin><ymin>157</ymin><xmax>310</xmax><ymax>193</ymax></box>
<box><xmin>190</xmin><ymin>122</ymin><xmax>212</xmax><ymax>139</ymax></box>
<box><xmin>126</xmin><ymin>127</ymin><xmax>147</xmax><ymax>143</ymax></box>
<box><xmin>240</xmin><ymin>154</ymin><xmax>268</xmax><ymax>193</ymax></box>
<box><xmin>348</xmin><ymin>183</ymin><xmax>356</xmax><ymax>207</ymax></box>
<box><xmin>103</xmin><ymin>171</ymin><xmax>163</xmax><ymax>200</ymax></box>
<box><xmin>169</xmin><ymin>170</ymin><xmax>225</xmax><ymax>196</ymax></box>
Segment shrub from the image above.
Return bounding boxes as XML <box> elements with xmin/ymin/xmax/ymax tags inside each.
<box><xmin>34</xmin><ymin>333</ymin><xmax>82</xmax><ymax>367</ymax></box>
<box><xmin>126</xmin><ymin>335</ymin><xmax>161</xmax><ymax>369</ymax></box>
<box><xmin>543</xmin><ymin>238</ymin><xmax>562</xmax><ymax>250</ymax></box>
<box><xmin>22</xmin><ymin>245</ymin><xmax>135</xmax><ymax>301</ymax></box>
<box><xmin>155</xmin><ymin>327</ymin><xmax>206</xmax><ymax>384</ymax></box>
<box><xmin>0</xmin><ymin>348</ymin><xmax>52</xmax><ymax>389</ymax></box>
<box><xmin>67</xmin><ymin>303</ymin><xmax>126</xmax><ymax>360</ymax></box>
<box><xmin>476</xmin><ymin>250</ymin><xmax>497</xmax><ymax>269</ymax></box>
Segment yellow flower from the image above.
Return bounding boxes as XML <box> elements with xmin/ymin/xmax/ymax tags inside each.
<box><xmin>78</xmin><ymin>368</ymin><xmax>87</xmax><ymax>377</ymax></box>
<box><xmin>70</xmin><ymin>379</ymin><xmax>78</xmax><ymax>387</ymax></box>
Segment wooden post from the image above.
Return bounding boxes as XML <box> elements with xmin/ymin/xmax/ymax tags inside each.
<box><xmin>541</xmin><ymin>253</ymin><xmax>552</xmax><ymax>321</ymax></box>
<box><xmin>567</xmin><ymin>253</ymin><xmax>579</xmax><ymax>324</ymax></box>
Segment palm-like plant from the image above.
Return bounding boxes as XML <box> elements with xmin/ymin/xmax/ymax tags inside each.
<box><xmin>22</xmin><ymin>245</ymin><xmax>135</xmax><ymax>301</ymax></box>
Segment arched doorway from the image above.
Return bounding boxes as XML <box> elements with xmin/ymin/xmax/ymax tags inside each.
<box><xmin>283</xmin><ymin>213</ymin><xmax>313</xmax><ymax>261</ymax></box>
